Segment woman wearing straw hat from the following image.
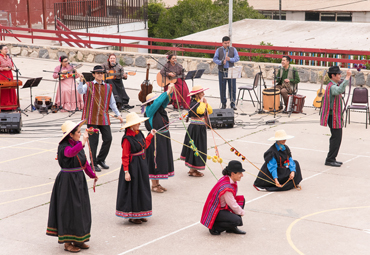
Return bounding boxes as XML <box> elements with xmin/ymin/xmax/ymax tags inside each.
<box><xmin>46</xmin><ymin>120</ymin><xmax>98</xmax><ymax>253</ymax></box>
<box><xmin>180</xmin><ymin>85</ymin><xmax>213</xmax><ymax>177</ymax></box>
<box><xmin>143</xmin><ymin>84</ymin><xmax>175</xmax><ymax>193</ymax></box>
<box><xmin>116</xmin><ymin>112</ymin><xmax>156</xmax><ymax>224</ymax></box>
<box><xmin>253</xmin><ymin>130</ymin><xmax>302</xmax><ymax>191</ymax></box>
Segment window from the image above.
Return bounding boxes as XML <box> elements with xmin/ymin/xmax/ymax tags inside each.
<box><xmin>337</xmin><ymin>12</ymin><xmax>352</xmax><ymax>22</ymax></box>
<box><xmin>273</xmin><ymin>12</ymin><xmax>286</xmax><ymax>20</ymax></box>
<box><xmin>305</xmin><ymin>12</ymin><xmax>320</xmax><ymax>21</ymax></box>
<box><xmin>321</xmin><ymin>12</ymin><xmax>335</xmax><ymax>21</ymax></box>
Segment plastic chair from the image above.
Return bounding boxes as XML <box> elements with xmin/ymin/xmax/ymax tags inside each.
<box><xmin>345</xmin><ymin>87</ymin><xmax>369</xmax><ymax>129</ymax></box>
<box><xmin>236</xmin><ymin>73</ymin><xmax>260</xmax><ymax>107</ymax></box>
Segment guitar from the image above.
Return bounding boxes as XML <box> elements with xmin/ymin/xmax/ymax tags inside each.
<box><xmin>313</xmin><ymin>70</ymin><xmax>327</xmax><ymax>108</ymax></box>
<box><xmin>138</xmin><ymin>64</ymin><xmax>153</xmax><ymax>103</ymax></box>
<box><xmin>105</xmin><ymin>70</ymin><xmax>136</xmax><ymax>80</ymax></box>
<box><xmin>156</xmin><ymin>72</ymin><xmax>178</xmax><ymax>87</ymax></box>
<box><xmin>60</xmin><ymin>64</ymin><xmax>83</xmax><ymax>80</ymax></box>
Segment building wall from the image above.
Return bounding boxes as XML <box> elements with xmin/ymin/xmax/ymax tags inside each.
<box><xmin>286</xmin><ymin>11</ymin><xmax>305</xmax><ymax>21</ymax></box>
<box><xmin>353</xmin><ymin>12</ymin><xmax>370</xmax><ymax>23</ymax></box>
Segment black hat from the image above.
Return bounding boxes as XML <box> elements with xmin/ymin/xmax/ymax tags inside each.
<box><xmin>328</xmin><ymin>66</ymin><xmax>341</xmax><ymax>74</ymax></box>
<box><xmin>91</xmin><ymin>65</ymin><xmax>106</xmax><ymax>73</ymax></box>
<box><xmin>225</xmin><ymin>160</ymin><xmax>245</xmax><ymax>173</ymax></box>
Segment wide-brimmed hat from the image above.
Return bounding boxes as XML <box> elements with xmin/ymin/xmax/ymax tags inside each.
<box><xmin>224</xmin><ymin>160</ymin><xmax>245</xmax><ymax>173</ymax></box>
<box><xmin>91</xmin><ymin>65</ymin><xmax>106</xmax><ymax>73</ymax></box>
<box><xmin>268</xmin><ymin>130</ymin><xmax>294</xmax><ymax>141</ymax></box>
<box><xmin>120</xmin><ymin>112</ymin><xmax>149</xmax><ymax>130</ymax></box>
<box><xmin>142</xmin><ymin>93</ymin><xmax>159</xmax><ymax>106</ymax></box>
<box><xmin>327</xmin><ymin>66</ymin><xmax>341</xmax><ymax>74</ymax></box>
<box><xmin>188</xmin><ymin>85</ymin><xmax>209</xmax><ymax>97</ymax></box>
<box><xmin>59</xmin><ymin>120</ymin><xmax>86</xmax><ymax>143</ymax></box>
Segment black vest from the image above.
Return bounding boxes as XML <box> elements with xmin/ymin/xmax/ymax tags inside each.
<box><xmin>217</xmin><ymin>47</ymin><xmax>235</xmax><ymax>70</ymax></box>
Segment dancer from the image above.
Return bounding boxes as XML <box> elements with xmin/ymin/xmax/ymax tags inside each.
<box><xmin>52</xmin><ymin>56</ymin><xmax>83</xmax><ymax>111</ymax></box>
<box><xmin>160</xmin><ymin>54</ymin><xmax>190</xmax><ymax>109</ymax></box>
<box><xmin>46</xmin><ymin>120</ymin><xmax>98</xmax><ymax>252</ymax></box>
<box><xmin>180</xmin><ymin>85</ymin><xmax>213</xmax><ymax>177</ymax></box>
<box><xmin>0</xmin><ymin>45</ymin><xmax>17</xmax><ymax>110</ymax></box>
<box><xmin>78</xmin><ymin>65</ymin><xmax>124</xmax><ymax>172</ymax></box>
<box><xmin>143</xmin><ymin>84</ymin><xmax>175</xmax><ymax>193</ymax></box>
<box><xmin>116</xmin><ymin>112</ymin><xmax>156</xmax><ymax>224</ymax></box>
<box><xmin>253</xmin><ymin>130</ymin><xmax>302</xmax><ymax>191</ymax></box>
<box><xmin>201</xmin><ymin>160</ymin><xmax>246</xmax><ymax>235</ymax></box>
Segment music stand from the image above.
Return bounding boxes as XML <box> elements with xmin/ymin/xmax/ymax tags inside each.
<box><xmin>82</xmin><ymin>72</ymin><xmax>94</xmax><ymax>82</ymax></box>
<box><xmin>185</xmin><ymin>69</ymin><xmax>205</xmax><ymax>87</ymax></box>
<box><xmin>22</xmin><ymin>77</ymin><xmax>43</xmax><ymax>112</ymax></box>
<box><xmin>223</xmin><ymin>67</ymin><xmax>242</xmax><ymax>108</ymax></box>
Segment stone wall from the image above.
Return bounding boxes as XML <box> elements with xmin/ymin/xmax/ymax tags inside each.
<box><xmin>7</xmin><ymin>42</ymin><xmax>370</xmax><ymax>87</ymax></box>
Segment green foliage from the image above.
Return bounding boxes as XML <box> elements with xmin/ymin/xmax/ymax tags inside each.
<box><xmin>239</xmin><ymin>41</ymin><xmax>281</xmax><ymax>63</ymax></box>
<box><xmin>147</xmin><ymin>0</ymin><xmax>168</xmax><ymax>38</ymax></box>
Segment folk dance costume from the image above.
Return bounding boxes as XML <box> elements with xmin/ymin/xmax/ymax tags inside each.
<box><xmin>46</xmin><ymin>120</ymin><xmax>97</xmax><ymax>252</ymax></box>
<box><xmin>143</xmin><ymin>92</ymin><xmax>175</xmax><ymax>181</ymax></box>
<box><xmin>0</xmin><ymin>52</ymin><xmax>17</xmax><ymax>110</ymax></box>
<box><xmin>116</xmin><ymin>113</ymin><xmax>154</xmax><ymax>223</ymax></box>
<box><xmin>78</xmin><ymin>65</ymin><xmax>123</xmax><ymax>172</ymax></box>
<box><xmin>180</xmin><ymin>86</ymin><xmax>213</xmax><ymax>176</ymax></box>
<box><xmin>320</xmin><ymin>66</ymin><xmax>351</xmax><ymax>167</ymax></box>
<box><xmin>53</xmin><ymin>64</ymin><xmax>84</xmax><ymax>112</ymax></box>
<box><xmin>253</xmin><ymin>130</ymin><xmax>302</xmax><ymax>191</ymax></box>
<box><xmin>160</xmin><ymin>55</ymin><xmax>190</xmax><ymax>109</ymax></box>
<box><xmin>201</xmin><ymin>161</ymin><xmax>246</xmax><ymax>235</ymax></box>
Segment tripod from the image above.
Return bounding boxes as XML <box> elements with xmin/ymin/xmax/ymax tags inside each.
<box><xmin>8</xmin><ymin>55</ymin><xmax>28</xmax><ymax>117</ymax></box>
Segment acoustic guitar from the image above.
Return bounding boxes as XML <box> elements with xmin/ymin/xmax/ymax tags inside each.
<box><xmin>60</xmin><ymin>64</ymin><xmax>83</xmax><ymax>80</ymax></box>
<box><xmin>138</xmin><ymin>64</ymin><xmax>153</xmax><ymax>103</ymax></box>
<box><xmin>156</xmin><ymin>72</ymin><xmax>178</xmax><ymax>87</ymax></box>
<box><xmin>105</xmin><ymin>70</ymin><xmax>136</xmax><ymax>80</ymax></box>
<box><xmin>313</xmin><ymin>70</ymin><xmax>327</xmax><ymax>108</ymax></box>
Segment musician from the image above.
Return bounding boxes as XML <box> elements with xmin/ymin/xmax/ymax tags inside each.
<box><xmin>201</xmin><ymin>160</ymin><xmax>246</xmax><ymax>235</ymax></box>
<box><xmin>78</xmin><ymin>65</ymin><xmax>124</xmax><ymax>172</ymax></box>
<box><xmin>160</xmin><ymin>54</ymin><xmax>190</xmax><ymax>109</ymax></box>
<box><xmin>52</xmin><ymin>56</ymin><xmax>84</xmax><ymax>112</ymax></box>
<box><xmin>213</xmin><ymin>36</ymin><xmax>240</xmax><ymax>110</ymax></box>
<box><xmin>320</xmin><ymin>66</ymin><xmax>351</xmax><ymax>167</ymax></box>
<box><xmin>275</xmin><ymin>56</ymin><xmax>300</xmax><ymax>112</ymax></box>
<box><xmin>102</xmin><ymin>54</ymin><xmax>134</xmax><ymax>110</ymax></box>
<box><xmin>0</xmin><ymin>45</ymin><xmax>17</xmax><ymax>110</ymax></box>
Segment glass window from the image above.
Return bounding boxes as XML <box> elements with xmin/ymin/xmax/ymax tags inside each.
<box><xmin>273</xmin><ymin>12</ymin><xmax>286</xmax><ymax>20</ymax></box>
<box><xmin>337</xmin><ymin>12</ymin><xmax>352</xmax><ymax>22</ymax></box>
<box><xmin>321</xmin><ymin>12</ymin><xmax>335</xmax><ymax>21</ymax></box>
<box><xmin>305</xmin><ymin>12</ymin><xmax>320</xmax><ymax>21</ymax></box>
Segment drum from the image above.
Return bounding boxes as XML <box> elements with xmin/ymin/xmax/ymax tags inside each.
<box><xmin>263</xmin><ymin>88</ymin><xmax>280</xmax><ymax>112</ymax></box>
<box><xmin>34</xmin><ymin>96</ymin><xmax>52</xmax><ymax>112</ymax></box>
<box><xmin>293</xmin><ymin>94</ymin><xmax>306</xmax><ymax>113</ymax></box>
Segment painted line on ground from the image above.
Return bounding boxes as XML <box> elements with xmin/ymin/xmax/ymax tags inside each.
<box><xmin>0</xmin><ymin>138</ymin><xmax>49</xmax><ymax>150</ymax></box>
<box><xmin>0</xmin><ymin>149</ymin><xmax>55</xmax><ymax>164</ymax></box>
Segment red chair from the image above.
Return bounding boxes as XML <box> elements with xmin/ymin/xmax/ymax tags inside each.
<box><xmin>345</xmin><ymin>87</ymin><xmax>369</xmax><ymax>129</ymax></box>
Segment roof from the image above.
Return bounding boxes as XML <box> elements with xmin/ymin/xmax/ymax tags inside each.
<box><xmin>177</xmin><ymin>19</ymin><xmax>370</xmax><ymax>51</ymax></box>
<box><xmin>247</xmin><ymin>0</ymin><xmax>370</xmax><ymax>12</ymax></box>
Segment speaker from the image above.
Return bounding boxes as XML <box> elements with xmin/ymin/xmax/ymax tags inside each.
<box><xmin>208</xmin><ymin>109</ymin><xmax>234</xmax><ymax>128</ymax></box>
<box><xmin>0</xmin><ymin>112</ymin><xmax>22</xmax><ymax>133</ymax></box>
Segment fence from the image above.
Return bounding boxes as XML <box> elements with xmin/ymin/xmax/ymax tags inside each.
<box><xmin>54</xmin><ymin>0</ymin><xmax>147</xmax><ymax>31</ymax></box>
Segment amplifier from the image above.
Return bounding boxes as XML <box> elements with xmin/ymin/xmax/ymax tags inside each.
<box><xmin>208</xmin><ymin>109</ymin><xmax>234</xmax><ymax>128</ymax></box>
<box><xmin>0</xmin><ymin>112</ymin><xmax>22</xmax><ymax>133</ymax></box>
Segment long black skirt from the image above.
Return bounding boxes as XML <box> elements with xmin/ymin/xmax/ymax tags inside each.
<box><xmin>116</xmin><ymin>156</ymin><xmax>152</xmax><ymax>219</ymax></box>
<box><xmin>107</xmin><ymin>79</ymin><xmax>129</xmax><ymax>105</ymax></box>
<box><xmin>253</xmin><ymin>160</ymin><xmax>302</xmax><ymax>191</ymax></box>
<box><xmin>146</xmin><ymin>130</ymin><xmax>175</xmax><ymax>179</ymax></box>
<box><xmin>180</xmin><ymin>123</ymin><xmax>207</xmax><ymax>170</ymax></box>
<box><xmin>46</xmin><ymin>171</ymin><xmax>92</xmax><ymax>243</ymax></box>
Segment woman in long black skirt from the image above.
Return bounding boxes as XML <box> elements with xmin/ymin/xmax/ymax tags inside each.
<box><xmin>253</xmin><ymin>130</ymin><xmax>302</xmax><ymax>191</ymax></box>
<box><xmin>116</xmin><ymin>112</ymin><xmax>156</xmax><ymax>224</ymax></box>
<box><xmin>180</xmin><ymin>85</ymin><xmax>213</xmax><ymax>177</ymax></box>
<box><xmin>46</xmin><ymin>120</ymin><xmax>98</xmax><ymax>253</ymax></box>
<box><xmin>143</xmin><ymin>84</ymin><xmax>175</xmax><ymax>193</ymax></box>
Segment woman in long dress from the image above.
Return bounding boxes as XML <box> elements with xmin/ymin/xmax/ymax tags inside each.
<box><xmin>46</xmin><ymin>120</ymin><xmax>98</xmax><ymax>252</ymax></box>
<box><xmin>52</xmin><ymin>56</ymin><xmax>83</xmax><ymax>111</ymax></box>
<box><xmin>116</xmin><ymin>112</ymin><xmax>156</xmax><ymax>224</ymax></box>
<box><xmin>0</xmin><ymin>45</ymin><xmax>17</xmax><ymax>110</ymax></box>
<box><xmin>160</xmin><ymin>54</ymin><xmax>190</xmax><ymax>109</ymax></box>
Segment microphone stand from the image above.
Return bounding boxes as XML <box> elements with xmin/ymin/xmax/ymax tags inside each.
<box><xmin>8</xmin><ymin>55</ymin><xmax>28</xmax><ymax>116</ymax></box>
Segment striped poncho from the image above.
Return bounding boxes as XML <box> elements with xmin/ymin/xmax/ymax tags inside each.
<box><xmin>320</xmin><ymin>81</ymin><xmax>343</xmax><ymax>129</ymax></box>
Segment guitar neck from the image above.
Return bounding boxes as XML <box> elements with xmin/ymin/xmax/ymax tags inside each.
<box><xmin>145</xmin><ymin>66</ymin><xmax>150</xmax><ymax>80</ymax></box>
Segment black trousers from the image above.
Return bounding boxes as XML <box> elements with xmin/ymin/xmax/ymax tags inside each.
<box><xmin>87</xmin><ymin>124</ymin><xmax>112</xmax><ymax>165</ymax></box>
<box><xmin>212</xmin><ymin>201</ymin><xmax>245</xmax><ymax>232</ymax></box>
<box><xmin>326</xmin><ymin>115</ymin><xmax>343</xmax><ymax>162</ymax></box>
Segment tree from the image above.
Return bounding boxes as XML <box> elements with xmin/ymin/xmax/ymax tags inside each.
<box><xmin>147</xmin><ymin>0</ymin><xmax>168</xmax><ymax>38</ymax></box>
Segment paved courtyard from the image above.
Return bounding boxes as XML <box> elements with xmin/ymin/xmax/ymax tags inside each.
<box><xmin>0</xmin><ymin>56</ymin><xmax>369</xmax><ymax>254</ymax></box>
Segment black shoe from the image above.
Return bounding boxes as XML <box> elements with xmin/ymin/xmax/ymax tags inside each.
<box><xmin>325</xmin><ymin>161</ymin><xmax>341</xmax><ymax>167</ymax></box>
<box><xmin>231</xmin><ymin>105</ymin><xmax>237</xmax><ymax>111</ymax></box>
<box><xmin>123</xmin><ymin>105</ymin><xmax>134</xmax><ymax>110</ymax></box>
<box><xmin>226</xmin><ymin>227</ymin><xmax>246</xmax><ymax>235</ymax></box>
<box><xmin>94</xmin><ymin>165</ymin><xmax>102</xmax><ymax>172</ymax></box>
<box><xmin>209</xmin><ymin>229</ymin><xmax>221</xmax><ymax>235</ymax></box>
<box><xmin>221</xmin><ymin>104</ymin><xmax>226</xmax><ymax>109</ymax></box>
<box><xmin>335</xmin><ymin>161</ymin><xmax>343</xmax><ymax>165</ymax></box>
<box><xmin>97</xmin><ymin>161</ymin><xmax>109</xmax><ymax>169</ymax></box>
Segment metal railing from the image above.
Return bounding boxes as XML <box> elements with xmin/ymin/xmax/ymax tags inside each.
<box><xmin>54</xmin><ymin>0</ymin><xmax>147</xmax><ymax>31</ymax></box>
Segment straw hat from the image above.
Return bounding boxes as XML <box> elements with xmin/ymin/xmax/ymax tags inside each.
<box><xmin>141</xmin><ymin>93</ymin><xmax>159</xmax><ymax>106</ymax></box>
<box><xmin>268</xmin><ymin>130</ymin><xmax>294</xmax><ymax>141</ymax></box>
<box><xmin>120</xmin><ymin>112</ymin><xmax>149</xmax><ymax>130</ymax></box>
<box><xmin>59</xmin><ymin>120</ymin><xmax>86</xmax><ymax>143</ymax></box>
<box><xmin>188</xmin><ymin>85</ymin><xmax>209</xmax><ymax>97</ymax></box>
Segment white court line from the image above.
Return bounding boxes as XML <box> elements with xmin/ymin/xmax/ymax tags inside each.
<box><xmin>0</xmin><ymin>138</ymin><xmax>49</xmax><ymax>150</ymax></box>
<box><xmin>118</xmin><ymin>154</ymin><xmax>360</xmax><ymax>254</ymax></box>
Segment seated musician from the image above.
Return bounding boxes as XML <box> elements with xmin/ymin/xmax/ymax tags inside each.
<box><xmin>275</xmin><ymin>56</ymin><xmax>300</xmax><ymax>112</ymax></box>
<box><xmin>253</xmin><ymin>130</ymin><xmax>302</xmax><ymax>191</ymax></box>
<box><xmin>102</xmin><ymin>54</ymin><xmax>134</xmax><ymax>110</ymax></box>
<box><xmin>160</xmin><ymin>54</ymin><xmax>190</xmax><ymax>109</ymax></box>
<box><xmin>0</xmin><ymin>45</ymin><xmax>17</xmax><ymax>111</ymax></box>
